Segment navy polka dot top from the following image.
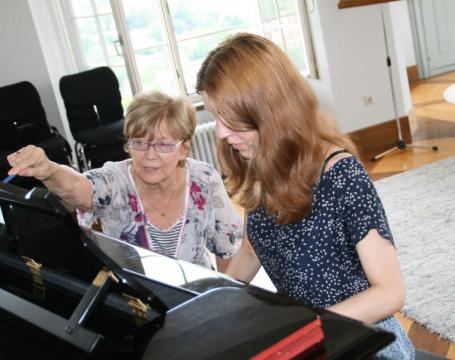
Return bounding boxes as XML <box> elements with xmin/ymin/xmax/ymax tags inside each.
<box><xmin>247</xmin><ymin>156</ymin><xmax>393</xmax><ymax>308</ymax></box>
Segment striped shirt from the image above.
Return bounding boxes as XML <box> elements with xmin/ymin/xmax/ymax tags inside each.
<box><xmin>78</xmin><ymin>158</ymin><xmax>243</xmax><ymax>269</ymax></box>
<box><xmin>145</xmin><ymin>218</ymin><xmax>183</xmax><ymax>258</ymax></box>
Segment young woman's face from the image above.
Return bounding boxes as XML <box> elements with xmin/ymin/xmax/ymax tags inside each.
<box><xmin>202</xmin><ymin>92</ymin><xmax>258</xmax><ymax>160</ymax></box>
<box><xmin>128</xmin><ymin>121</ymin><xmax>187</xmax><ymax>186</ymax></box>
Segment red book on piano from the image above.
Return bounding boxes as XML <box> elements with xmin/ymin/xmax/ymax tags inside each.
<box><xmin>251</xmin><ymin>318</ymin><xmax>324</xmax><ymax>360</ymax></box>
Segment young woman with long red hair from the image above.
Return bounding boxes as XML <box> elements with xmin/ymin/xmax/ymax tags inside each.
<box><xmin>197</xmin><ymin>33</ymin><xmax>414</xmax><ymax>359</ymax></box>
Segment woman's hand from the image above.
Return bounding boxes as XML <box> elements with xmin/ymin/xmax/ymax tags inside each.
<box><xmin>7</xmin><ymin>145</ymin><xmax>57</xmax><ymax>182</ymax></box>
<box><xmin>7</xmin><ymin>145</ymin><xmax>93</xmax><ymax>211</ymax></box>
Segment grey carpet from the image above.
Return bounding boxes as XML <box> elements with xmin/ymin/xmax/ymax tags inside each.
<box><xmin>375</xmin><ymin>157</ymin><xmax>455</xmax><ymax>342</ymax></box>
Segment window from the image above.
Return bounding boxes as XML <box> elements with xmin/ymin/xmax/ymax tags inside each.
<box><xmin>62</xmin><ymin>0</ymin><xmax>316</xmax><ymax>105</ymax></box>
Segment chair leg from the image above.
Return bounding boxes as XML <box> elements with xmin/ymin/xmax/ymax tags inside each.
<box><xmin>67</xmin><ymin>155</ymin><xmax>78</xmax><ymax>171</ymax></box>
<box><xmin>75</xmin><ymin>143</ymin><xmax>90</xmax><ymax>172</ymax></box>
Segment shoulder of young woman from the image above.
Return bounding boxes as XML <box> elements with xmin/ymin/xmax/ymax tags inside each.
<box><xmin>322</xmin><ymin>149</ymin><xmax>355</xmax><ymax>175</ymax></box>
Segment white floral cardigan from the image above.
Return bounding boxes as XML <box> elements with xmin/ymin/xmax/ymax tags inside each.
<box><xmin>77</xmin><ymin>158</ymin><xmax>242</xmax><ymax>269</ymax></box>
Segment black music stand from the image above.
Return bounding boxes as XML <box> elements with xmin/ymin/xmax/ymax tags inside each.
<box><xmin>371</xmin><ymin>5</ymin><xmax>437</xmax><ymax>161</ymax></box>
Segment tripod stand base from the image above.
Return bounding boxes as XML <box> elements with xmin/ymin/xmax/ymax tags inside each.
<box><xmin>370</xmin><ymin>139</ymin><xmax>438</xmax><ymax>161</ymax></box>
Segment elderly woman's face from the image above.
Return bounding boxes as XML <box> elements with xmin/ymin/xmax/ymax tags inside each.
<box><xmin>129</xmin><ymin>120</ymin><xmax>186</xmax><ymax>186</ymax></box>
<box><xmin>202</xmin><ymin>92</ymin><xmax>258</xmax><ymax>160</ymax></box>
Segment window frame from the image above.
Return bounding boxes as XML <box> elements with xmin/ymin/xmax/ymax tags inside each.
<box><xmin>60</xmin><ymin>0</ymin><xmax>318</xmax><ymax>105</ymax></box>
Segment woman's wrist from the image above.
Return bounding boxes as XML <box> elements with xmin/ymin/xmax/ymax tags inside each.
<box><xmin>41</xmin><ymin>162</ymin><xmax>59</xmax><ymax>182</ymax></box>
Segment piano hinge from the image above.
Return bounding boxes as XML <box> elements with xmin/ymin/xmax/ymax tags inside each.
<box><xmin>22</xmin><ymin>256</ymin><xmax>45</xmax><ymax>299</ymax></box>
<box><xmin>92</xmin><ymin>267</ymin><xmax>119</xmax><ymax>287</ymax></box>
<box><xmin>123</xmin><ymin>293</ymin><xmax>151</xmax><ymax>322</ymax></box>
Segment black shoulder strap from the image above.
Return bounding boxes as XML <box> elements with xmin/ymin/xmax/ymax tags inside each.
<box><xmin>320</xmin><ymin>149</ymin><xmax>349</xmax><ymax>178</ymax></box>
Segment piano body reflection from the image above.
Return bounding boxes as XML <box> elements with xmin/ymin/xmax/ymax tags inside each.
<box><xmin>0</xmin><ymin>183</ymin><xmax>395</xmax><ymax>359</ymax></box>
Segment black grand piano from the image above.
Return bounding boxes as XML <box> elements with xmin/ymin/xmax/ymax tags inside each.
<box><xmin>0</xmin><ymin>183</ymin><xmax>395</xmax><ymax>359</ymax></box>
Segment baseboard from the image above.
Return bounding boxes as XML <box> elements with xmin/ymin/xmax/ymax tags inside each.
<box><xmin>348</xmin><ymin>117</ymin><xmax>412</xmax><ymax>162</ymax></box>
<box><xmin>407</xmin><ymin>65</ymin><xmax>419</xmax><ymax>84</ymax></box>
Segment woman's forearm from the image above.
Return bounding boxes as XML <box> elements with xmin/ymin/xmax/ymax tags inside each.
<box><xmin>43</xmin><ymin>163</ymin><xmax>93</xmax><ymax>210</ymax></box>
<box><xmin>326</xmin><ymin>284</ymin><xmax>405</xmax><ymax>324</ymax></box>
<box><xmin>225</xmin><ymin>240</ymin><xmax>261</xmax><ymax>283</ymax></box>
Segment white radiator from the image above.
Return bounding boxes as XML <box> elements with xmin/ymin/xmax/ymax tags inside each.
<box><xmin>191</xmin><ymin>121</ymin><xmax>220</xmax><ymax>172</ymax></box>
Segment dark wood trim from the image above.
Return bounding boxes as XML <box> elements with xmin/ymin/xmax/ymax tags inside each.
<box><xmin>338</xmin><ymin>0</ymin><xmax>399</xmax><ymax>9</ymax></box>
<box><xmin>406</xmin><ymin>65</ymin><xmax>419</xmax><ymax>85</ymax></box>
<box><xmin>348</xmin><ymin>116</ymin><xmax>412</xmax><ymax>162</ymax></box>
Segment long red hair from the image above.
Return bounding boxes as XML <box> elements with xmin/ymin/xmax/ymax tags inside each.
<box><xmin>196</xmin><ymin>33</ymin><xmax>357</xmax><ymax>224</ymax></box>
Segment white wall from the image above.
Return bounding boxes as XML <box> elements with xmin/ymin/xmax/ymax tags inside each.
<box><xmin>389</xmin><ymin>1</ymin><xmax>413</xmax><ymax>114</ymax></box>
<box><xmin>391</xmin><ymin>0</ymin><xmax>416</xmax><ymax>67</ymax></box>
<box><xmin>0</xmin><ymin>0</ymin><xmax>65</xmax><ymax>136</ymax></box>
<box><xmin>307</xmin><ymin>0</ymin><xmax>412</xmax><ymax>133</ymax></box>
<box><xmin>28</xmin><ymin>0</ymin><xmax>77</xmax><ymax>146</ymax></box>
<box><xmin>305</xmin><ymin>0</ymin><xmax>337</xmax><ymax>116</ymax></box>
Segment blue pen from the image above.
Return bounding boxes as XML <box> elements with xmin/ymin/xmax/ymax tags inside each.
<box><xmin>2</xmin><ymin>174</ymin><xmax>17</xmax><ymax>184</ymax></box>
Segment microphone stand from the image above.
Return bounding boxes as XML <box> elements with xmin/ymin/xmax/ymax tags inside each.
<box><xmin>371</xmin><ymin>5</ymin><xmax>437</xmax><ymax>161</ymax></box>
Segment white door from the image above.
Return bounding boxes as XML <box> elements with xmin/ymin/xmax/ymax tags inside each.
<box><xmin>414</xmin><ymin>0</ymin><xmax>455</xmax><ymax>77</ymax></box>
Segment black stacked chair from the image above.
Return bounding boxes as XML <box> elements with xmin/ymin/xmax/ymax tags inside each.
<box><xmin>59</xmin><ymin>66</ymin><xmax>127</xmax><ymax>171</ymax></box>
<box><xmin>0</xmin><ymin>81</ymin><xmax>73</xmax><ymax>189</ymax></box>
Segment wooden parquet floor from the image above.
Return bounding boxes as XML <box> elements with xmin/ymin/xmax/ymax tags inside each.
<box><xmin>364</xmin><ymin>71</ymin><xmax>455</xmax><ymax>359</ymax></box>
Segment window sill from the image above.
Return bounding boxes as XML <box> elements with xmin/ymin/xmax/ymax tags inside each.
<box><xmin>338</xmin><ymin>0</ymin><xmax>398</xmax><ymax>9</ymax></box>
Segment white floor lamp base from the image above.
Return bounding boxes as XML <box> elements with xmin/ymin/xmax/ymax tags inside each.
<box><xmin>443</xmin><ymin>83</ymin><xmax>455</xmax><ymax>104</ymax></box>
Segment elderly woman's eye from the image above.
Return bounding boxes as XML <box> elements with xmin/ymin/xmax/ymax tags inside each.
<box><xmin>157</xmin><ymin>143</ymin><xmax>173</xmax><ymax>148</ymax></box>
<box><xmin>128</xmin><ymin>139</ymin><xmax>150</xmax><ymax>150</ymax></box>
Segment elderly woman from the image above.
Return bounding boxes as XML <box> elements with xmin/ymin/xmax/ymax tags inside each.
<box><xmin>6</xmin><ymin>91</ymin><xmax>242</xmax><ymax>271</ymax></box>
